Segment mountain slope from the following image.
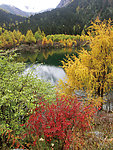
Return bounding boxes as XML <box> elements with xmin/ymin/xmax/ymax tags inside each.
<box><xmin>0</xmin><ymin>8</ymin><xmax>26</xmax><ymax>27</ymax></box>
<box><xmin>11</xmin><ymin>0</ymin><xmax>113</xmax><ymax>35</ymax></box>
<box><xmin>0</xmin><ymin>4</ymin><xmax>34</xmax><ymax>17</ymax></box>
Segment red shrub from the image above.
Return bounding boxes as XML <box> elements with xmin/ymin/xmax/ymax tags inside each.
<box><xmin>23</xmin><ymin>95</ymin><xmax>97</xmax><ymax>149</ymax></box>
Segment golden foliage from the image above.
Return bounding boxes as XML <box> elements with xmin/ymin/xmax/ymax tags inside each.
<box><xmin>48</xmin><ymin>38</ymin><xmax>53</xmax><ymax>46</ymax></box>
<box><xmin>25</xmin><ymin>30</ymin><xmax>36</xmax><ymax>44</ymax></box>
<box><xmin>59</xmin><ymin>19</ymin><xmax>113</xmax><ymax>105</ymax></box>
<box><xmin>0</xmin><ymin>29</ymin><xmax>25</xmax><ymax>49</ymax></box>
<box><xmin>42</xmin><ymin>37</ymin><xmax>53</xmax><ymax>47</ymax></box>
<box><xmin>42</xmin><ymin>37</ymin><xmax>48</xmax><ymax>46</ymax></box>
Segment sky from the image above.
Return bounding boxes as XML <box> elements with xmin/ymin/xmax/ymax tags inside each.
<box><xmin>0</xmin><ymin>0</ymin><xmax>61</xmax><ymax>12</ymax></box>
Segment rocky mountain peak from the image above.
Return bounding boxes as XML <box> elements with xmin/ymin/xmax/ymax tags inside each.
<box><xmin>57</xmin><ymin>0</ymin><xmax>73</xmax><ymax>8</ymax></box>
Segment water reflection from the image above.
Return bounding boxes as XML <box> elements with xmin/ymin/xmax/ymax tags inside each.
<box><xmin>16</xmin><ymin>48</ymin><xmax>78</xmax><ymax>66</ymax></box>
<box><xmin>24</xmin><ymin>64</ymin><xmax>66</xmax><ymax>85</ymax></box>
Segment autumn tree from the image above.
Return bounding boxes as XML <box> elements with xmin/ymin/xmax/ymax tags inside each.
<box><xmin>12</xmin><ymin>30</ymin><xmax>25</xmax><ymax>47</ymax></box>
<box><xmin>0</xmin><ymin>30</ymin><xmax>13</xmax><ymax>49</ymax></box>
<box><xmin>25</xmin><ymin>29</ymin><xmax>36</xmax><ymax>45</ymax></box>
<box><xmin>42</xmin><ymin>36</ymin><xmax>48</xmax><ymax>46</ymax></box>
<box><xmin>59</xmin><ymin>19</ymin><xmax>113</xmax><ymax>109</ymax></box>
<box><xmin>0</xmin><ymin>27</ymin><xmax>2</xmax><ymax>35</ymax></box>
<box><xmin>34</xmin><ymin>27</ymin><xmax>45</xmax><ymax>41</ymax></box>
<box><xmin>0</xmin><ymin>29</ymin><xmax>25</xmax><ymax>49</ymax></box>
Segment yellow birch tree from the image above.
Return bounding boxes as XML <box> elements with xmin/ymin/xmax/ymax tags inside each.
<box><xmin>59</xmin><ymin>19</ymin><xmax>113</xmax><ymax>108</ymax></box>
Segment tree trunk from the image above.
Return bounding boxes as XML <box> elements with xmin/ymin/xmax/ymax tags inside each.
<box><xmin>97</xmin><ymin>86</ymin><xmax>103</xmax><ymax>111</ymax></box>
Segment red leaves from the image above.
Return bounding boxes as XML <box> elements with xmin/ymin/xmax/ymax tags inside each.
<box><xmin>24</xmin><ymin>95</ymin><xmax>97</xmax><ymax>148</ymax></box>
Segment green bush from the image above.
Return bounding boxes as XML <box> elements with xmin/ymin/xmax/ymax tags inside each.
<box><xmin>0</xmin><ymin>54</ymin><xmax>55</xmax><ymax>134</ymax></box>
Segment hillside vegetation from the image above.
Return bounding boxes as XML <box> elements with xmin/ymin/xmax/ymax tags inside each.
<box><xmin>8</xmin><ymin>0</ymin><xmax>113</xmax><ymax>35</ymax></box>
<box><xmin>0</xmin><ymin>9</ymin><xmax>26</xmax><ymax>27</ymax></box>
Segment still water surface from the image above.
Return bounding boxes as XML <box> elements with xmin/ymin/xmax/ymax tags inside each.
<box><xmin>17</xmin><ymin>48</ymin><xmax>77</xmax><ymax>84</ymax></box>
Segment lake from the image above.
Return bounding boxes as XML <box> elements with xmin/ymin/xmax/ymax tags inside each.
<box><xmin>16</xmin><ymin>48</ymin><xmax>77</xmax><ymax>84</ymax></box>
